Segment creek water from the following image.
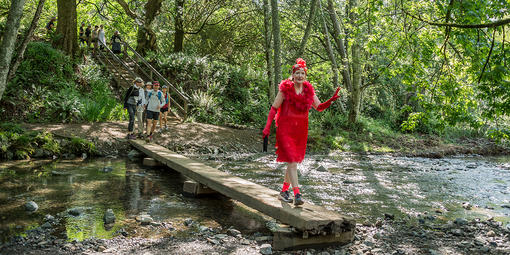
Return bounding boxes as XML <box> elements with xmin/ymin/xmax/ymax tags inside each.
<box><xmin>1</xmin><ymin>154</ymin><xmax>509</xmax><ymax>243</ymax></box>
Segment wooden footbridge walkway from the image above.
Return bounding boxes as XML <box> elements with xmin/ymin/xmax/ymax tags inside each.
<box><xmin>129</xmin><ymin>139</ymin><xmax>355</xmax><ymax>250</ymax></box>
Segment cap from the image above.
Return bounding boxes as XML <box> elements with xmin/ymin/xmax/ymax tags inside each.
<box><xmin>134</xmin><ymin>77</ymin><xmax>143</xmax><ymax>83</ymax></box>
<box><xmin>153</xmin><ymin>81</ymin><xmax>160</xmax><ymax>86</ymax></box>
<box><xmin>145</xmin><ymin>82</ymin><xmax>152</xmax><ymax>86</ymax></box>
<box><xmin>162</xmin><ymin>85</ymin><xmax>168</xmax><ymax>89</ymax></box>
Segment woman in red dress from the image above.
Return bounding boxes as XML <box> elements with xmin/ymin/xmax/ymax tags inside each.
<box><xmin>263</xmin><ymin>58</ymin><xmax>340</xmax><ymax>205</ymax></box>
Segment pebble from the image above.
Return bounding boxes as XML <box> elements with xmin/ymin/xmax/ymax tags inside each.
<box><xmin>214</xmin><ymin>234</ymin><xmax>228</xmax><ymax>240</ymax></box>
<box><xmin>68</xmin><ymin>208</ymin><xmax>83</xmax><ymax>216</ymax></box>
<box><xmin>44</xmin><ymin>214</ymin><xmax>55</xmax><ymax>222</ymax></box>
<box><xmin>103</xmin><ymin>209</ymin><xmax>115</xmax><ymax>224</ymax></box>
<box><xmin>207</xmin><ymin>238</ymin><xmax>220</xmax><ymax>245</ymax></box>
<box><xmin>227</xmin><ymin>228</ymin><xmax>241</xmax><ymax>237</ymax></box>
<box><xmin>315</xmin><ymin>165</ymin><xmax>328</xmax><ymax>172</ymax></box>
<box><xmin>384</xmin><ymin>213</ymin><xmax>394</xmax><ymax>220</ymax></box>
<box><xmin>486</xmin><ymin>230</ymin><xmax>496</xmax><ymax>237</ymax></box>
<box><xmin>140</xmin><ymin>215</ymin><xmax>153</xmax><ymax>225</ymax></box>
<box><xmin>462</xmin><ymin>202</ymin><xmax>472</xmax><ymax>210</ymax></box>
<box><xmin>41</xmin><ymin>222</ymin><xmax>52</xmax><ymax>229</ymax></box>
<box><xmin>454</xmin><ymin>218</ymin><xmax>468</xmax><ymax>225</ymax></box>
<box><xmin>184</xmin><ymin>218</ymin><xmax>193</xmax><ymax>226</ymax></box>
<box><xmin>260</xmin><ymin>243</ymin><xmax>272</xmax><ymax>255</ymax></box>
<box><xmin>25</xmin><ymin>201</ymin><xmax>38</xmax><ymax>212</ymax></box>
<box><xmin>255</xmin><ymin>236</ymin><xmax>273</xmax><ymax>242</ymax></box>
<box><xmin>240</xmin><ymin>239</ymin><xmax>251</xmax><ymax>245</ymax></box>
<box><xmin>451</xmin><ymin>229</ymin><xmax>463</xmax><ymax>236</ymax></box>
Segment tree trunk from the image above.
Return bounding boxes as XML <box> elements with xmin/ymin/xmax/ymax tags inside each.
<box><xmin>295</xmin><ymin>0</ymin><xmax>318</xmax><ymax>59</ymax></box>
<box><xmin>318</xmin><ymin>0</ymin><xmax>339</xmax><ymax>89</ymax></box>
<box><xmin>0</xmin><ymin>0</ymin><xmax>26</xmax><ymax>102</ymax></box>
<box><xmin>327</xmin><ymin>0</ymin><xmax>352</xmax><ymax>91</ymax></box>
<box><xmin>56</xmin><ymin>0</ymin><xmax>78</xmax><ymax>56</ymax></box>
<box><xmin>174</xmin><ymin>0</ymin><xmax>185</xmax><ymax>53</ymax></box>
<box><xmin>136</xmin><ymin>0</ymin><xmax>162</xmax><ymax>55</ymax></box>
<box><xmin>270</xmin><ymin>0</ymin><xmax>282</xmax><ymax>86</ymax></box>
<box><xmin>8</xmin><ymin>0</ymin><xmax>46</xmax><ymax>81</ymax></box>
<box><xmin>262</xmin><ymin>0</ymin><xmax>274</xmax><ymax>101</ymax></box>
<box><xmin>347</xmin><ymin>0</ymin><xmax>361</xmax><ymax>124</ymax></box>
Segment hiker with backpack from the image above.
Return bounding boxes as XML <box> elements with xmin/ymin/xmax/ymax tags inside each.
<box><xmin>159</xmin><ymin>85</ymin><xmax>171</xmax><ymax>131</ymax></box>
<box><xmin>123</xmin><ymin>77</ymin><xmax>145</xmax><ymax>140</ymax></box>
<box><xmin>145</xmin><ymin>81</ymin><xmax>165</xmax><ymax>142</ymax></box>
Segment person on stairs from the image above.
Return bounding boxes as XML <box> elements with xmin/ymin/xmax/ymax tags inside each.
<box><xmin>123</xmin><ymin>77</ymin><xmax>145</xmax><ymax>140</ymax></box>
<box><xmin>145</xmin><ymin>81</ymin><xmax>165</xmax><ymax>142</ymax></box>
<box><xmin>262</xmin><ymin>58</ymin><xmax>341</xmax><ymax>206</ymax></box>
<box><xmin>159</xmin><ymin>85</ymin><xmax>170</xmax><ymax>131</ymax></box>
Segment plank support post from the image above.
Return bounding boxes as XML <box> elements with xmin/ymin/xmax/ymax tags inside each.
<box><xmin>271</xmin><ymin>225</ymin><xmax>354</xmax><ymax>250</ymax></box>
<box><xmin>183</xmin><ymin>179</ymin><xmax>218</xmax><ymax>197</ymax></box>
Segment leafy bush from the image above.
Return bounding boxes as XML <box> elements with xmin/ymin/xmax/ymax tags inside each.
<box><xmin>150</xmin><ymin>52</ymin><xmax>267</xmax><ymax>126</ymax></box>
<box><xmin>2</xmin><ymin>42</ymin><xmax>126</xmax><ymax>123</ymax></box>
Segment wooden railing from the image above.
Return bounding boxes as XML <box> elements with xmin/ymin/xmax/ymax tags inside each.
<box><xmin>96</xmin><ymin>40</ymin><xmax>190</xmax><ymax>119</ymax></box>
<box><xmin>121</xmin><ymin>42</ymin><xmax>189</xmax><ymax>119</ymax></box>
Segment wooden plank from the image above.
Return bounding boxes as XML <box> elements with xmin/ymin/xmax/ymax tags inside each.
<box><xmin>129</xmin><ymin>140</ymin><xmax>355</xmax><ymax>235</ymax></box>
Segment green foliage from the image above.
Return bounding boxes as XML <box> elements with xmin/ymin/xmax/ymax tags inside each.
<box><xmin>152</xmin><ymin>52</ymin><xmax>267</xmax><ymax>126</ymax></box>
<box><xmin>2</xmin><ymin>42</ymin><xmax>126</xmax><ymax>123</ymax></box>
<box><xmin>69</xmin><ymin>137</ymin><xmax>97</xmax><ymax>155</ymax></box>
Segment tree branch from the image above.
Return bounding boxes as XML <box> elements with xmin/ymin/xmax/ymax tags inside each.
<box><xmin>115</xmin><ymin>0</ymin><xmax>139</xmax><ymax>21</ymax></box>
<box><xmin>478</xmin><ymin>29</ymin><xmax>496</xmax><ymax>84</ymax></box>
<box><xmin>404</xmin><ymin>9</ymin><xmax>510</xmax><ymax>29</ymax></box>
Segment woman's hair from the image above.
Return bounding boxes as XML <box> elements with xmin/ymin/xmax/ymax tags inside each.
<box><xmin>292</xmin><ymin>58</ymin><xmax>307</xmax><ymax>74</ymax></box>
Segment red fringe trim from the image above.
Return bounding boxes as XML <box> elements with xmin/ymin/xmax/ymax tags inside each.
<box><xmin>278</xmin><ymin>80</ymin><xmax>315</xmax><ymax>112</ymax></box>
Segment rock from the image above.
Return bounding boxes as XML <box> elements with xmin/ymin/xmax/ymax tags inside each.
<box><xmin>140</xmin><ymin>215</ymin><xmax>153</xmax><ymax>225</ymax></box>
<box><xmin>333</xmin><ymin>250</ymin><xmax>346</xmax><ymax>255</ymax></box>
<box><xmin>6</xmin><ymin>151</ymin><xmax>13</xmax><ymax>160</ymax></box>
<box><xmin>103</xmin><ymin>209</ymin><xmax>115</xmax><ymax>224</ymax></box>
<box><xmin>384</xmin><ymin>213</ymin><xmax>394</xmax><ymax>220</ymax></box>
<box><xmin>41</xmin><ymin>222</ymin><xmax>52</xmax><ymax>229</ymax></box>
<box><xmin>501</xmin><ymin>204</ymin><xmax>510</xmax><ymax>209</ymax></box>
<box><xmin>373</xmin><ymin>233</ymin><xmax>382</xmax><ymax>239</ymax></box>
<box><xmin>462</xmin><ymin>202</ymin><xmax>472</xmax><ymax>210</ymax></box>
<box><xmin>127</xmin><ymin>150</ymin><xmax>143</xmax><ymax>160</ymax></box>
<box><xmin>44</xmin><ymin>214</ymin><xmax>55</xmax><ymax>222</ymax></box>
<box><xmin>227</xmin><ymin>228</ymin><xmax>241</xmax><ymax>237</ymax></box>
<box><xmin>466</xmin><ymin>163</ymin><xmax>478</xmax><ymax>169</ymax></box>
<box><xmin>429</xmin><ymin>249</ymin><xmax>441</xmax><ymax>255</ymax></box>
<box><xmin>25</xmin><ymin>201</ymin><xmax>38</xmax><ymax>212</ymax></box>
<box><xmin>68</xmin><ymin>208</ymin><xmax>83</xmax><ymax>216</ymax></box>
<box><xmin>184</xmin><ymin>218</ymin><xmax>193</xmax><ymax>226</ymax></box>
<box><xmin>240</xmin><ymin>239</ymin><xmax>251</xmax><ymax>245</ymax></box>
<box><xmin>454</xmin><ymin>218</ymin><xmax>468</xmax><ymax>225</ymax></box>
<box><xmin>97</xmin><ymin>246</ymin><xmax>106</xmax><ymax>252</ymax></box>
<box><xmin>207</xmin><ymin>238</ymin><xmax>220</xmax><ymax>245</ymax></box>
<box><xmin>214</xmin><ymin>234</ymin><xmax>228</xmax><ymax>240</ymax></box>
<box><xmin>318</xmin><ymin>252</ymin><xmax>330</xmax><ymax>255</ymax></box>
<box><xmin>81</xmin><ymin>153</ymin><xmax>87</xmax><ymax>160</ymax></box>
<box><xmin>260</xmin><ymin>243</ymin><xmax>272</xmax><ymax>255</ymax></box>
<box><xmin>150</xmin><ymin>222</ymin><xmax>162</xmax><ymax>227</ymax></box>
<box><xmin>486</xmin><ymin>230</ymin><xmax>496</xmax><ymax>237</ymax></box>
<box><xmin>451</xmin><ymin>229</ymin><xmax>463</xmax><ymax>236</ymax></box>
<box><xmin>199</xmin><ymin>226</ymin><xmax>211</xmax><ymax>233</ymax></box>
<box><xmin>316</xmin><ymin>165</ymin><xmax>328</xmax><ymax>172</ymax></box>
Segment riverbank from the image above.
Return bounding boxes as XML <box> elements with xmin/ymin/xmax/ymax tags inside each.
<box><xmin>22</xmin><ymin>119</ymin><xmax>510</xmax><ymax>159</ymax></box>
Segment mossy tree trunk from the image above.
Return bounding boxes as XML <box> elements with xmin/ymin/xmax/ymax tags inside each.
<box><xmin>136</xmin><ymin>0</ymin><xmax>162</xmax><ymax>55</ymax></box>
<box><xmin>174</xmin><ymin>0</ymin><xmax>185</xmax><ymax>53</ymax></box>
<box><xmin>270</xmin><ymin>0</ymin><xmax>282</xmax><ymax>87</ymax></box>
<box><xmin>56</xmin><ymin>0</ymin><xmax>78</xmax><ymax>56</ymax></box>
<box><xmin>0</xmin><ymin>0</ymin><xmax>26</xmax><ymax>102</ymax></box>
<box><xmin>262</xmin><ymin>0</ymin><xmax>274</xmax><ymax>101</ymax></box>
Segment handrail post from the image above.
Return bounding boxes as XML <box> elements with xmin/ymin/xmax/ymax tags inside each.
<box><xmin>123</xmin><ymin>42</ymin><xmax>127</xmax><ymax>60</ymax></box>
<box><xmin>184</xmin><ymin>101</ymin><xmax>188</xmax><ymax>118</ymax></box>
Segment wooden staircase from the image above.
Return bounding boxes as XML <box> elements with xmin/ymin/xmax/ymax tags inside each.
<box><xmin>94</xmin><ymin>41</ymin><xmax>190</xmax><ymax>119</ymax></box>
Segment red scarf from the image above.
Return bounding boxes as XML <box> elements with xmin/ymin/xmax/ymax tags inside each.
<box><xmin>279</xmin><ymin>79</ymin><xmax>315</xmax><ymax>112</ymax></box>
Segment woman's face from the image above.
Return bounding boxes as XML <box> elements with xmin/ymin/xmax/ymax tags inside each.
<box><xmin>292</xmin><ymin>68</ymin><xmax>306</xmax><ymax>85</ymax></box>
<box><xmin>162</xmin><ymin>88</ymin><xmax>167</xmax><ymax>93</ymax></box>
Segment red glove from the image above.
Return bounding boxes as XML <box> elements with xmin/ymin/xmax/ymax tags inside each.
<box><xmin>262</xmin><ymin>106</ymin><xmax>277</xmax><ymax>138</ymax></box>
<box><xmin>317</xmin><ymin>87</ymin><xmax>341</xmax><ymax>112</ymax></box>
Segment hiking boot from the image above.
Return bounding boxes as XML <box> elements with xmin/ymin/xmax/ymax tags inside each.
<box><xmin>127</xmin><ymin>134</ymin><xmax>135</xmax><ymax>140</ymax></box>
<box><xmin>294</xmin><ymin>193</ymin><xmax>304</xmax><ymax>206</ymax></box>
<box><xmin>278</xmin><ymin>190</ymin><xmax>293</xmax><ymax>203</ymax></box>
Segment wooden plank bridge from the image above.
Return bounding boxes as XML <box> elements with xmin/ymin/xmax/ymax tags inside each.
<box><xmin>129</xmin><ymin>139</ymin><xmax>355</xmax><ymax>249</ymax></box>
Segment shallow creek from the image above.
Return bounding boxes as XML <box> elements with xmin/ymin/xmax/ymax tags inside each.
<box><xmin>0</xmin><ymin>154</ymin><xmax>509</xmax><ymax>243</ymax></box>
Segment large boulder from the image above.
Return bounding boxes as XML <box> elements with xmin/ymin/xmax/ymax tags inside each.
<box><xmin>103</xmin><ymin>209</ymin><xmax>116</xmax><ymax>224</ymax></box>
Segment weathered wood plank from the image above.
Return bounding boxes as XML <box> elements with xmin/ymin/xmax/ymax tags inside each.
<box><xmin>129</xmin><ymin>140</ymin><xmax>355</xmax><ymax>235</ymax></box>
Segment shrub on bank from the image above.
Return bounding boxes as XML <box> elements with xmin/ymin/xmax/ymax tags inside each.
<box><xmin>1</xmin><ymin>42</ymin><xmax>126</xmax><ymax>123</ymax></box>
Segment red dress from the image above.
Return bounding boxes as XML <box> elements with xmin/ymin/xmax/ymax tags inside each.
<box><xmin>275</xmin><ymin>80</ymin><xmax>315</xmax><ymax>163</ymax></box>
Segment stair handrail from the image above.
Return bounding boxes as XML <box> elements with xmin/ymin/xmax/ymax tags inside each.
<box><xmin>121</xmin><ymin>42</ymin><xmax>189</xmax><ymax>102</ymax></box>
<box><xmin>95</xmin><ymin>41</ymin><xmax>132</xmax><ymax>89</ymax></box>
<box><xmin>98</xmin><ymin>40</ymin><xmax>138</xmax><ymax>81</ymax></box>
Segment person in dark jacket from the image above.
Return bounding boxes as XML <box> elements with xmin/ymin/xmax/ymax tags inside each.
<box><xmin>123</xmin><ymin>77</ymin><xmax>144</xmax><ymax>139</ymax></box>
<box><xmin>111</xmin><ymin>31</ymin><xmax>122</xmax><ymax>54</ymax></box>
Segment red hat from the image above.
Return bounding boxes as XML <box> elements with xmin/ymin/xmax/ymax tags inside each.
<box><xmin>153</xmin><ymin>81</ymin><xmax>160</xmax><ymax>86</ymax></box>
<box><xmin>292</xmin><ymin>58</ymin><xmax>307</xmax><ymax>74</ymax></box>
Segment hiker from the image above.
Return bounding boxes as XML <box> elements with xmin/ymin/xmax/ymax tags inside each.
<box><xmin>159</xmin><ymin>85</ymin><xmax>170</xmax><ymax>131</ymax></box>
<box><xmin>262</xmin><ymin>58</ymin><xmax>341</xmax><ymax>206</ymax></box>
<box><xmin>143</xmin><ymin>82</ymin><xmax>152</xmax><ymax>137</ymax></box>
<box><xmin>85</xmin><ymin>25</ymin><xmax>92</xmax><ymax>48</ymax></box>
<box><xmin>79</xmin><ymin>23</ymin><xmax>86</xmax><ymax>46</ymax></box>
<box><xmin>91</xmin><ymin>25</ymin><xmax>99</xmax><ymax>54</ymax></box>
<box><xmin>98</xmin><ymin>25</ymin><xmax>106</xmax><ymax>50</ymax></box>
<box><xmin>123</xmin><ymin>77</ymin><xmax>145</xmax><ymax>140</ymax></box>
<box><xmin>46</xmin><ymin>17</ymin><xmax>56</xmax><ymax>35</ymax></box>
<box><xmin>145</xmin><ymin>81</ymin><xmax>165</xmax><ymax>142</ymax></box>
<box><xmin>111</xmin><ymin>31</ymin><xmax>122</xmax><ymax>54</ymax></box>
